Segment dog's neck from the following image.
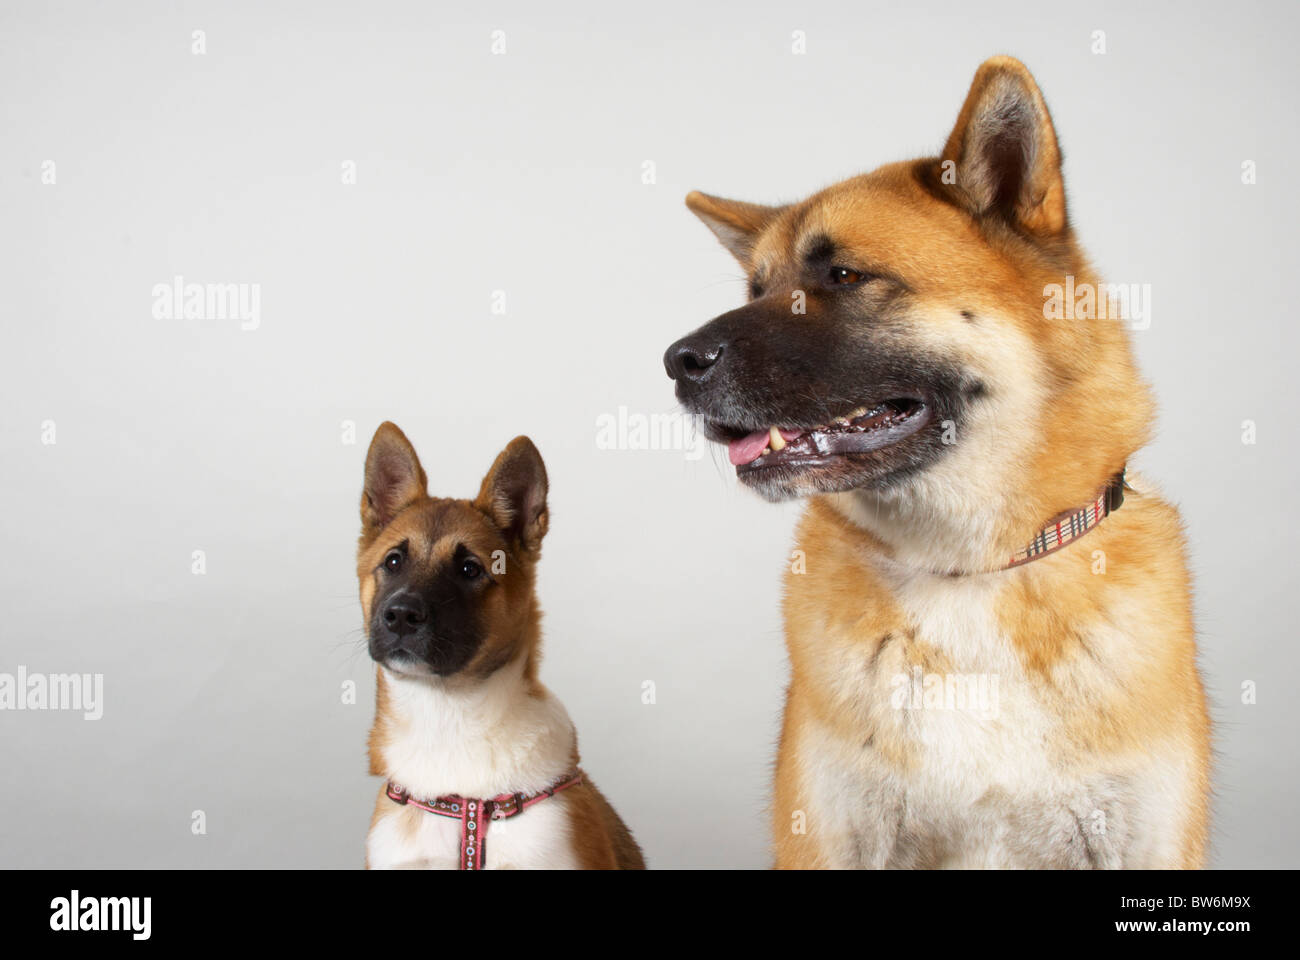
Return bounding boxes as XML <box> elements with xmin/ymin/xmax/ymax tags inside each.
<box><xmin>825</xmin><ymin>487</ymin><xmax>1014</xmax><ymax>576</ymax></box>
<box><xmin>373</xmin><ymin>655</ymin><xmax>577</xmax><ymax>801</ymax></box>
<box><xmin>825</xmin><ymin>470</ymin><xmax>1117</xmax><ymax>577</ymax></box>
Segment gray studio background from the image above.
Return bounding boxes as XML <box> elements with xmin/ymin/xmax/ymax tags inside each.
<box><xmin>2</xmin><ymin>0</ymin><xmax>1296</xmax><ymax>869</ymax></box>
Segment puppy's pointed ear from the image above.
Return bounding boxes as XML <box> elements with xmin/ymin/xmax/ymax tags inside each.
<box><xmin>361</xmin><ymin>422</ymin><xmax>428</xmax><ymax>537</ymax></box>
<box><xmin>685</xmin><ymin>190</ymin><xmax>784</xmax><ymax>266</ymax></box>
<box><xmin>938</xmin><ymin>56</ymin><xmax>1067</xmax><ymax>237</ymax></box>
<box><xmin>474</xmin><ymin>436</ymin><xmax>548</xmax><ymax>555</ymax></box>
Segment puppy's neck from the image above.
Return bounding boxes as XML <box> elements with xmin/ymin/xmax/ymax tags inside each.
<box><xmin>371</xmin><ymin>656</ymin><xmax>577</xmax><ymax>800</ymax></box>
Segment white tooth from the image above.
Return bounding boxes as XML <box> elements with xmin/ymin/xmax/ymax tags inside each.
<box><xmin>769</xmin><ymin>426</ymin><xmax>786</xmax><ymax>451</ymax></box>
<box><xmin>833</xmin><ymin>416</ymin><xmax>850</xmax><ymax>426</ymax></box>
<box><xmin>850</xmin><ymin>407</ymin><xmax>868</xmax><ymax>419</ymax></box>
<box><xmin>762</xmin><ymin>446</ymin><xmax>772</xmax><ymax>456</ymax></box>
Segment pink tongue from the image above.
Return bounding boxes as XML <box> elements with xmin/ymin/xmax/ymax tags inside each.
<box><xmin>728</xmin><ymin>428</ymin><xmax>803</xmax><ymax>466</ymax></box>
<box><xmin>728</xmin><ymin>430</ymin><xmax>770</xmax><ymax>466</ymax></box>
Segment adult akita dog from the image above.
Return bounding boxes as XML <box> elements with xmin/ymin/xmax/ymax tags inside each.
<box><xmin>664</xmin><ymin>57</ymin><xmax>1210</xmax><ymax>868</ymax></box>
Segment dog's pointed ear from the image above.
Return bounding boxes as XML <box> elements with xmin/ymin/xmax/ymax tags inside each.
<box><xmin>361</xmin><ymin>422</ymin><xmax>428</xmax><ymax>537</ymax></box>
<box><xmin>685</xmin><ymin>190</ymin><xmax>784</xmax><ymax>265</ymax></box>
<box><xmin>474</xmin><ymin>436</ymin><xmax>548</xmax><ymax>555</ymax></box>
<box><xmin>938</xmin><ymin>56</ymin><xmax>1067</xmax><ymax>237</ymax></box>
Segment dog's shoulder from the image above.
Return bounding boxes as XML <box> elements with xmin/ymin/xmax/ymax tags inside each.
<box><xmin>564</xmin><ymin>776</ymin><xmax>647</xmax><ymax>870</ymax></box>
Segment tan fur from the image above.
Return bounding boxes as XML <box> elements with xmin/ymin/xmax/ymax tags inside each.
<box><xmin>559</xmin><ymin>776</ymin><xmax>647</xmax><ymax>870</ymax></box>
<box><xmin>688</xmin><ymin>58</ymin><xmax>1210</xmax><ymax>868</ymax></box>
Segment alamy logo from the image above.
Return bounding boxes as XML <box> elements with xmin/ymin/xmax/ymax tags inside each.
<box><xmin>890</xmin><ymin>668</ymin><xmax>1000</xmax><ymax>715</ymax></box>
<box><xmin>595</xmin><ymin>407</ymin><xmax>707</xmax><ymax>460</ymax></box>
<box><xmin>151</xmin><ymin>275</ymin><xmax>261</xmax><ymax>330</ymax></box>
<box><xmin>50</xmin><ymin>891</ymin><xmax>151</xmax><ymax>940</ymax></box>
<box><xmin>0</xmin><ymin>666</ymin><xmax>103</xmax><ymax>719</ymax></box>
<box><xmin>1043</xmin><ymin>275</ymin><xmax>1151</xmax><ymax>330</ymax></box>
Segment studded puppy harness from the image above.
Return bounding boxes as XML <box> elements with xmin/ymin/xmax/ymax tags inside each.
<box><xmin>385</xmin><ymin>772</ymin><xmax>583</xmax><ymax>870</ymax></box>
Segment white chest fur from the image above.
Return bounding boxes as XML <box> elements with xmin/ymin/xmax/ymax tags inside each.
<box><xmin>795</xmin><ymin>569</ymin><xmax>1192</xmax><ymax>868</ymax></box>
<box><xmin>366</xmin><ymin>664</ymin><xmax>581</xmax><ymax>870</ymax></box>
<box><xmin>367</xmin><ymin>794</ymin><xmax>580</xmax><ymax>870</ymax></box>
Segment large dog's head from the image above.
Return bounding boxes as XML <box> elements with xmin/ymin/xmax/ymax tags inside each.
<box><xmin>664</xmin><ymin>56</ymin><xmax>1149</xmax><ymax>568</ymax></box>
<box><xmin>356</xmin><ymin>422</ymin><xmax>548</xmax><ymax>683</ymax></box>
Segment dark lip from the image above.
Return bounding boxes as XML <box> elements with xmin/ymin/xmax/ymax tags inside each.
<box><xmin>734</xmin><ymin>399</ymin><xmax>931</xmax><ymax>476</ymax></box>
<box><xmin>374</xmin><ymin>650</ymin><xmax>438</xmax><ymax>677</ymax></box>
<box><xmin>369</xmin><ymin>636</ymin><xmax>428</xmax><ymax>665</ymax></box>
<box><xmin>702</xmin><ymin>393</ymin><xmax>928</xmax><ymax>439</ymax></box>
<box><xmin>696</xmin><ymin>393</ymin><xmax>931</xmax><ymax>457</ymax></box>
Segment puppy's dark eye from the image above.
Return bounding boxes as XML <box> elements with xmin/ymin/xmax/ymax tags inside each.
<box><xmin>384</xmin><ymin>552</ymin><xmax>403</xmax><ymax>573</ymax></box>
<box><xmin>830</xmin><ymin>266</ymin><xmax>865</xmax><ymax>285</ymax></box>
<box><xmin>459</xmin><ymin>558</ymin><xmax>483</xmax><ymax>581</ymax></box>
<box><xmin>749</xmin><ymin>280</ymin><xmax>764</xmax><ymax>299</ymax></box>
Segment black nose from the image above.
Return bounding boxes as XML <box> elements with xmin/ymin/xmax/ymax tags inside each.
<box><xmin>664</xmin><ymin>335</ymin><xmax>724</xmax><ymax>382</ymax></box>
<box><xmin>382</xmin><ymin>592</ymin><xmax>428</xmax><ymax>637</ymax></box>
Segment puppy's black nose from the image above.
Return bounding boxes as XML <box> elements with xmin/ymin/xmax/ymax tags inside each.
<box><xmin>664</xmin><ymin>336</ymin><xmax>724</xmax><ymax>382</ymax></box>
<box><xmin>382</xmin><ymin>592</ymin><xmax>428</xmax><ymax>637</ymax></box>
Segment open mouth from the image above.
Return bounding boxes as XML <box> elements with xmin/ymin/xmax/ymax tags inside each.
<box><xmin>722</xmin><ymin>398</ymin><xmax>931</xmax><ymax>474</ymax></box>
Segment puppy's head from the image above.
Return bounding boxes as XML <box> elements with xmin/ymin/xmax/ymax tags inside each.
<box><xmin>665</xmin><ymin>56</ymin><xmax>1147</xmax><ymax>530</ymax></box>
<box><xmin>356</xmin><ymin>422</ymin><xmax>548</xmax><ymax>682</ymax></box>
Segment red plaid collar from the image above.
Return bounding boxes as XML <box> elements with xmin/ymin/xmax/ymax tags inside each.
<box><xmin>1004</xmin><ymin>469</ymin><xmax>1127</xmax><ymax>570</ymax></box>
<box><xmin>385</xmin><ymin>771</ymin><xmax>583</xmax><ymax>870</ymax></box>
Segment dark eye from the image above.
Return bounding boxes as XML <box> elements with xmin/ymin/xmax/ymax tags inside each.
<box><xmin>383</xmin><ymin>552</ymin><xmax>403</xmax><ymax>573</ymax></box>
<box><xmin>830</xmin><ymin>266</ymin><xmax>865</xmax><ymax>285</ymax></box>
<box><xmin>749</xmin><ymin>278</ymin><xmax>764</xmax><ymax>299</ymax></box>
<box><xmin>459</xmin><ymin>558</ymin><xmax>483</xmax><ymax>581</ymax></box>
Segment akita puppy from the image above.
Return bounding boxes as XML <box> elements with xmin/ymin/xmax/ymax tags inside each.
<box><xmin>358</xmin><ymin>422</ymin><xmax>644</xmax><ymax>870</ymax></box>
<box><xmin>664</xmin><ymin>57</ymin><xmax>1210</xmax><ymax>868</ymax></box>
